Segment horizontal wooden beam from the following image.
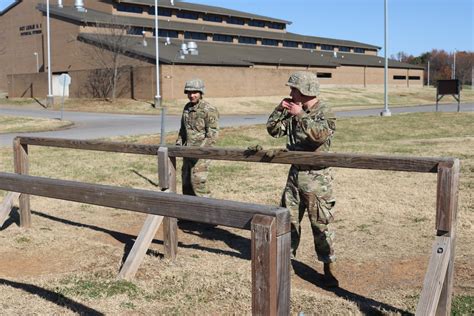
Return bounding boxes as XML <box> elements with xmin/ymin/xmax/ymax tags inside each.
<box><xmin>16</xmin><ymin>137</ymin><xmax>454</xmax><ymax>173</ymax></box>
<box><xmin>0</xmin><ymin>172</ymin><xmax>290</xmax><ymax>236</ymax></box>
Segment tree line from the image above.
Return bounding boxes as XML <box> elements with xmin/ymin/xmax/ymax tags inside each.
<box><xmin>391</xmin><ymin>49</ymin><xmax>473</xmax><ymax>86</ymax></box>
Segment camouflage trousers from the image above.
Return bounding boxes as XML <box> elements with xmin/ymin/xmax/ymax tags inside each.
<box><xmin>182</xmin><ymin>158</ymin><xmax>211</xmax><ymax>197</ymax></box>
<box><xmin>281</xmin><ymin>165</ymin><xmax>336</xmax><ymax>263</ymax></box>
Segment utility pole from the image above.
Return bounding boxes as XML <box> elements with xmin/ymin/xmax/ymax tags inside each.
<box><xmin>381</xmin><ymin>0</ymin><xmax>391</xmax><ymax>116</ymax></box>
<box><xmin>427</xmin><ymin>60</ymin><xmax>430</xmax><ymax>86</ymax></box>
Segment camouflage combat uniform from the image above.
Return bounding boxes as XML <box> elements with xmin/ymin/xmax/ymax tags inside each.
<box><xmin>267</xmin><ymin>88</ymin><xmax>337</xmax><ymax>263</ymax></box>
<box><xmin>176</xmin><ymin>99</ymin><xmax>219</xmax><ymax>197</ymax></box>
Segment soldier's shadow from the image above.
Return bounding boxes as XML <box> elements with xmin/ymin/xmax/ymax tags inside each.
<box><xmin>178</xmin><ymin>220</ymin><xmax>251</xmax><ymax>260</ymax></box>
<box><xmin>292</xmin><ymin>260</ymin><xmax>413</xmax><ymax>315</ymax></box>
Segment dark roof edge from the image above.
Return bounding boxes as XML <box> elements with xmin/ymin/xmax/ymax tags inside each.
<box><xmin>0</xmin><ymin>0</ymin><xmax>21</xmax><ymax>16</ymax></box>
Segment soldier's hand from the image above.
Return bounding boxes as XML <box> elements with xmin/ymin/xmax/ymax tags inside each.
<box><xmin>283</xmin><ymin>101</ymin><xmax>303</xmax><ymax>116</ymax></box>
<box><xmin>244</xmin><ymin>144</ymin><xmax>263</xmax><ymax>157</ymax></box>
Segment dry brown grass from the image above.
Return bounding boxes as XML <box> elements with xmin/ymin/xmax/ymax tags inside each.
<box><xmin>3</xmin><ymin>85</ymin><xmax>473</xmax><ymax>115</ymax></box>
<box><xmin>0</xmin><ymin>115</ymin><xmax>73</xmax><ymax>134</ymax></box>
<box><xmin>0</xmin><ymin>112</ymin><xmax>472</xmax><ymax>314</ymax></box>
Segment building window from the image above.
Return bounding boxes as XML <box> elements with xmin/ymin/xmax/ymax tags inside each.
<box><xmin>303</xmin><ymin>43</ymin><xmax>317</xmax><ymax>49</ymax></box>
<box><xmin>339</xmin><ymin>46</ymin><xmax>351</xmax><ymax>52</ymax></box>
<box><xmin>116</xmin><ymin>4</ymin><xmax>143</xmax><ymax>14</ymax></box>
<box><xmin>317</xmin><ymin>72</ymin><xmax>332</xmax><ymax>78</ymax></box>
<box><xmin>184</xmin><ymin>31</ymin><xmax>207</xmax><ymax>40</ymax></box>
<box><xmin>409</xmin><ymin>76</ymin><xmax>421</xmax><ymax>80</ymax></box>
<box><xmin>177</xmin><ymin>10</ymin><xmax>199</xmax><ymax>20</ymax></box>
<box><xmin>262</xmin><ymin>39</ymin><xmax>278</xmax><ymax>46</ymax></box>
<box><xmin>269</xmin><ymin>22</ymin><xmax>285</xmax><ymax>30</ymax></box>
<box><xmin>148</xmin><ymin>7</ymin><xmax>172</xmax><ymax>16</ymax></box>
<box><xmin>283</xmin><ymin>41</ymin><xmax>298</xmax><ymax>48</ymax></box>
<box><xmin>238</xmin><ymin>36</ymin><xmax>257</xmax><ymax>44</ymax></box>
<box><xmin>203</xmin><ymin>14</ymin><xmax>223</xmax><ymax>22</ymax></box>
<box><xmin>158</xmin><ymin>29</ymin><xmax>178</xmax><ymax>38</ymax></box>
<box><xmin>354</xmin><ymin>47</ymin><xmax>366</xmax><ymax>54</ymax></box>
<box><xmin>228</xmin><ymin>17</ymin><xmax>245</xmax><ymax>25</ymax></box>
<box><xmin>213</xmin><ymin>34</ymin><xmax>233</xmax><ymax>42</ymax></box>
<box><xmin>321</xmin><ymin>44</ymin><xmax>334</xmax><ymax>51</ymax></box>
<box><xmin>127</xmin><ymin>27</ymin><xmax>144</xmax><ymax>35</ymax></box>
<box><xmin>393</xmin><ymin>75</ymin><xmax>407</xmax><ymax>80</ymax></box>
<box><xmin>248</xmin><ymin>20</ymin><xmax>265</xmax><ymax>27</ymax></box>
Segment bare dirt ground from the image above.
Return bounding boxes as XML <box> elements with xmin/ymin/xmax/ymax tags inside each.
<box><xmin>0</xmin><ymin>113</ymin><xmax>472</xmax><ymax>314</ymax></box>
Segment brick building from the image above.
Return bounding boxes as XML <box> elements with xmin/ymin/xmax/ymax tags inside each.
<box><xmin>0</xmin><ymin>0</ymin><xmax>424</xmax><ymax>100</ymax></box>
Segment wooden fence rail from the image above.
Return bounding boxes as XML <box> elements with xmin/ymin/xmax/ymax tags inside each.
<box><xmin>0</xmin><ymin>136</ymin><xmax>460</xmax><ymax>315</ymax></box>
<box><xmin>0</xmin><ymin>172</ymin><xmax>291</xmax><ymax>315</ymax></box>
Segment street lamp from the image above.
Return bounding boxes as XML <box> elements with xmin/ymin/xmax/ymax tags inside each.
<box><xmin>46</xmin><ymin>0</ymin><xmax>54</xmax><ymax>107</ymax></box>
<box><xmin>33</xmin><ymin>52</ymin><xmax>39</xmax><ymax>73</ymax></box>
<box><xmin>380</xmin><ymin>0</ymin><xmax>391</xmax><ymax>116</ymax></box>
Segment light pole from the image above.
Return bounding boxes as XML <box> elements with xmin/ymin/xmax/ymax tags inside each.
<box><xmin>381</xmin><ymin>0</ymin><xmax>391</xmax><ymax>116</ymax></box>
<box><xmin>33</xmin><ymin>52</ymin><xmax>39</xmax><ymax>73</ymax></box>
<box><xmin>46</xmin><ymin>0</ymin><xmax>54</xmax><ymax>107</ymax></box>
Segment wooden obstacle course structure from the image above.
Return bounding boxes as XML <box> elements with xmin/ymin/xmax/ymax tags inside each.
<box><xmin>0</xmin><ymin>136</ymin><xmax>460</xmax><ymax>315</ymax></box>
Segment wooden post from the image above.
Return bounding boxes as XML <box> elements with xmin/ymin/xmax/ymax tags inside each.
<box><xmin>416</xmin><ymin>236</ymin><xmax>451</xmax><ymax>315</ymax></box>
<box><xmin>251</xmin><ymin>214</ymin><xmax>277</xmax><ymax>316</ymax></box>
<box><xmin>161</xmin><ymin>150</ymin><xmax>178</xmax><ymax>260</ymax></box>
<box><xmin>434</xmin><ymin>160</ymin><xmax>460</xmax><ymax>316</ymax></box>
<box><xmin>276</xmin><ymin>232</ymin><xmax>291</xmax><ymax>316</ymax></box>
<box><xmin>0</xmin><ymin>192</ymin><xmax>20</xmax><ymax>227</ymax></box>
<box><xmin>13</xmin><ymin>139</ymin><xmax>31</xmax><ymax>228</ymax></box>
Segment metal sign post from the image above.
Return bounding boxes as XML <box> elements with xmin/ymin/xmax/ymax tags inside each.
<box><xmin>58</xmin><ymin>73</ymin><xmax>71</xmax><ymax>120</ymax></box>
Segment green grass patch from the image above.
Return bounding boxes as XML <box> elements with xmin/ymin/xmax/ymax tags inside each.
<box><xmin>452</xmin><ymin>295</ymin><xmax>473</xmax><ymax>316</ymax></box>
<box><xmin>56</xmin><ymin>276</ymin><xmax>140</xmax><ymax>299</ymax></box>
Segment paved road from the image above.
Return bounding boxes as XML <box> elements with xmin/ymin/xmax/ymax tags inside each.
<box><xmin>0</xmin><ymin>102</ymin><xmax>471</xmax><ymax>147</ymax></box>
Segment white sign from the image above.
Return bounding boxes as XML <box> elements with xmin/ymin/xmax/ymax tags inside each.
<box><xmin>58</xmin><ymin>73</ymin><xmax>71</xmax><ymax>87</ymax></box>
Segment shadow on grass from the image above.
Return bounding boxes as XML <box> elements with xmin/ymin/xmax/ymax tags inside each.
<box><xmin>0</xmin><ymin>278</ymin><xmax>104</xmax><ymax>315</ymax></box>
<box><xmin>292</xmin><ymin>260</ymin><xmax>413</xmax><ymax>315</ymax></box>
<box><xmin>29</xmin><ymin>210</ymin><xmax>249</xmax><ymax>262</ymax></box>
<box><xmin>130</xmin><ymin>169</ymin><xmax>158</xmax><ymax>188</ymax></box>
<box><xmin>0</xmin><ymin>207</ymin><xmax>19</xmax><ymax>231</ymax></box>
<box><xmin>178</xmin><ymin>220</ymin><xmax>251</xmax><ymax>260</ymax></box>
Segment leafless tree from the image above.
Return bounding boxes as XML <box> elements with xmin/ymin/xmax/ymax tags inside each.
<box><xmin>79</xmin><ymin>19</ymin><xmax>142</xmax><ymax>100</ymax></box>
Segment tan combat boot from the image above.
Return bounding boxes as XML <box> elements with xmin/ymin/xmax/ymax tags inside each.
<box><xmin>323</xmin><ymin>263</ymin><xmax>339</xmax><ymax>287</ymax></box>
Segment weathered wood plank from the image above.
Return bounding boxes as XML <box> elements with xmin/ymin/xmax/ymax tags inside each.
<box><xmin>158</xmin><ymin>147</ymin><xmax>169</xmax><ymax>190</ymax></box>
<box><xmin>13</xmin><ymin>139</ymin><xmax>31</xmax><ymax>228</ymax></box>
<box><xmin>17</xmin><ymin>137</ymin><xmax>454</xmax><ymax>173</ymax></box>
<box><xmin>436</xmin><ymin>159</ymin><xmax>460</xmax><ymax>316</ymax></box>
<box><xmin>0</xmin><ymin>192</ymin><xmax>20</xmax><ymax>227</ymax></box>
<box><xmin>117</xmin><ymin>214</ymin><xmax>164</xmax><ymax>280</ymax></box>
<box><xmin>416</xmin><ymin>236</ymin><xmax>451</xmax><ymax>316</ymax></box>
<box><xmin>276</xmin><ymin>232</ymin><xmax>291</xmax><ymax>316</ymax></box>
<box><xmin>0</xmin><ymin>172</ymin><xmax>290</xmax><ymax>236</ymax></box>
<box><xmin>251</xmin><ymin>215</ymin><xmax>277</xmax><ymax>316</ymax></box>
<box><xmin>163</xmin><ymin>217</ymin><xmax>178</xmax><ymax>260</ymax></box>
<box><xmin>163</xmin><ymin>156</ymin><xmax>178</xmax><ymax>260</ymax></box>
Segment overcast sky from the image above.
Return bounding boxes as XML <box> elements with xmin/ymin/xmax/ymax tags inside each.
<box><xmin>1</xmin><ymin>0</ymin><xmax>472</xmax><ymax>56</ymax></box>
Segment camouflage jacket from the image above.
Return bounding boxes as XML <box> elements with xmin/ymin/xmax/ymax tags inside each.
<box><xmin>266</xmin><ymin>100</ymin><xmax>336</xmax><ymax>153</ymax></box>
<box><xmin>176</xmin><ymin>99</ymin><xmax>219</xmax><ymax>147</ymax></box>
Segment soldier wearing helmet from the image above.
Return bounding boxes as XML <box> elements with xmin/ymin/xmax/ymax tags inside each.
<box><xmin>176</xmin><ymin>79</ymin><xmax>219</xmax><ymax>197</ymax></box>
<box><xmin>267</xmin><ymin>71</ymin><xmax>338</xmax><ymax>287</ymax></box>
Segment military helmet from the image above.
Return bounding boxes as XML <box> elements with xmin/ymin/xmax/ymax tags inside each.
<box><xmin>286</xmin><ymin>71</ymin><xmax>320</xmax><ymax>96</ymax></box>
<box><xmin>184</xmin><ymin>78</ymin><xmax>205</xmax><ymax>94</ymax></box>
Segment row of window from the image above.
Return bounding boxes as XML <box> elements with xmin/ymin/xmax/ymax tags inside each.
<box><xmin>129</xmin><ymin>27</ymin><xmax>367</xmax><ymax>53</ymax></box>
<box><xmin>394</xmin><ymin>75</ymin><xmax>421</xmax><ymax>80</ymax></box>
<box><xmin>116</xmin><ymin>4</ymin><xmax>286</xmax><ymax>29</ymax></box>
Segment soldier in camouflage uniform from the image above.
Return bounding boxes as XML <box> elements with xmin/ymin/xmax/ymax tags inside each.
<box><xmin>176</xmin><ymin>79</ymin><xmax>219</xmax><ymax>197</ymax></box>
<box><xmin>266</xmin><ymin>71</ymin><xmax>338</xmax><ymax>287</ymax></box>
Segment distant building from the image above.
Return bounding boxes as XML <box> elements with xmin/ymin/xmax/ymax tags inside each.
<box><xmin>0</xmin><ymin>0</ymin><xmax>424</xmax><ymax>100</ymax></box>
